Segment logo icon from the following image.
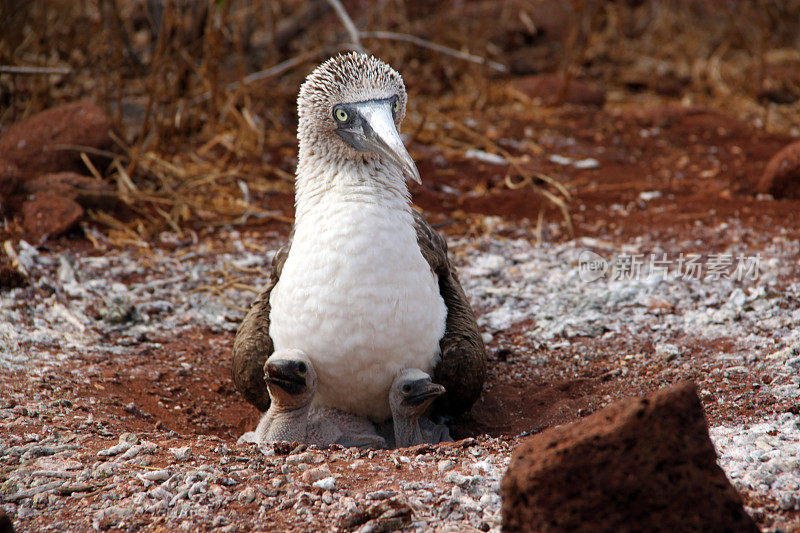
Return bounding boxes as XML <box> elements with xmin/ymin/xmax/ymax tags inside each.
<box><xmin>578</xmin><ymin>250</ymin><xmax>608</xmax><ymax>282</ymax></box>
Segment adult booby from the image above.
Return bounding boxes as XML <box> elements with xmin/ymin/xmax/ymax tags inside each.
<box><xmin>233</xmin><ymin>52</ymin><xmax>486</xmax><ymax>421</ymax></box>
<box><xmin>255</xmin><ymin>349</ymin><xmax>386</xmax><ymax>448</ymax></box>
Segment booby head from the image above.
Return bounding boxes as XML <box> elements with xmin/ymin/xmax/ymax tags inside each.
<box><xmin>297</xmin><ymin>52</ymin><xmax>420</xmax><ymax>184</ymax></box>
<box><xmin>390</xmin><ymin>369</ymin><xmax>446</xmax><ymax>418</ymax></box>
<box><xmin>264</xmin><ymin>349</ymin><xmax>316</xmax><ymax>408</ymax></box>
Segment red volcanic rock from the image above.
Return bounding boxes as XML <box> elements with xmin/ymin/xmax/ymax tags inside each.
<box><xmin>757</xmin><ymin>140</ymin><xmax>800</xmax><ymax>199</ymax></box>
<box><xmin>0</xmin><ymin>158</ymin><xmax>22</xmax><ymax>211</ymax></box>
<box><xmin>24</xmin><ymin>172</ymin><xmax>116</xmax><ymax>209</ymax></box>
<box><xmin>0</xmin><ymin>100</ymin><xmax>115</xmax><ymax>179</ymax></box>
<box><xmin>21</xmin><ymin>193</ymin><xmax>84</xmax><ymax>241</ymax></box>
<box><xmin>512</xmin><ymin>74</ymin><xmax>606</xmax><ymax>107</ymax></box>
<box><xmin>501</xmin><ymin>382</ymin><xmax>758</xmax><ymax>533</ymax></box>
<box><xmin>0</xmin><ymin>508</ymin><xmax>14</xmax><ymax>533</ymax></box>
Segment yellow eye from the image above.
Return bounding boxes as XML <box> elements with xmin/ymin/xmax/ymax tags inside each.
<box><xmin>334</xmin><ymin>108</ymin><xmax>348</xmax><ymax>122</ymax></box>
<box><xmin>393</xmin><ymin>99</ymin><xmax>401</xmax><ymax>114</ymax></box>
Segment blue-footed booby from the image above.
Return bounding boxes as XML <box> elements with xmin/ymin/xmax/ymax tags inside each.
<box><xmin>232</xmin><ymin>52</ymin><xmax>486</xmax><ymax>421</ymax></box>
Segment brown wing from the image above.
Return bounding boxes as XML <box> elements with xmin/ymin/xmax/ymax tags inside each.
<box><xmin>412</xmin><ymin>209</ymin><xmax>487</xmax><ymax>418</ymax></box>
<box><xmin>231</xmin><ymin>235</ymin><xmax>292</xmax><ymax>412</ymax></box>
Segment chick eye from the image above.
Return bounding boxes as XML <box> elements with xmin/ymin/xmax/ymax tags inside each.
<box><xmin>297</xmin><ymin>362</ymin><xmax>307</xmax><ymax>375</ymax></box>
<box><xmin>401</xmin><ymin>384</ymin><xmax>411</xmax><ymax>393</ymax></box>
<box><xmin>334</xmin><ymin>108</ymin><xmax>349</xmax><ymax>123</ymax></box>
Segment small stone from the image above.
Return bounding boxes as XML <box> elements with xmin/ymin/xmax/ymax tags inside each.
<box><xmin>211</xmin><ymin>516</ymin><xmax>230</xmax><ymax>527</ymax></box>
<box><xmin>727</xmin><ymin>288</ymin><xmax>746</xmax><ymax>308</ymax></box>
<box><xmin>366</xmin><ymin>489</ymin><xmax>396</xmax><ymax>500</ymax></box>
<box><xmin>285</xmin><ymin>452</ymin><xmax>315</xmax><ymax>466</ymax></box>
<box><xmin>118</xmin><ymin>445</ymin><xmax>143</xmax><ymax>461</ymax></box>
<box><xmin>444</xmin><ymin>472</ymin><xmax>470</xmax><ymax>487</ymax></box>
<box><xmin>119</xmin><ymin>433</ymin><xmax>139</xmax><ymax>445</ymax></box>
<box><xmin>302</xmin><ymin>465</ymin><xmax>332</xmax><ymax>484</ymax></box>
<box><xmin>438</xmin><ymin>459</ymin><xmax>456</xmax><ymax>473</ymax></box>
<box><xmin>97</xmin><ymin>442</ymin><xmax>131</xmax><ymax>458</ymax></box>
<box><xmin>92</xmin><ymin>462</ymin><xmax>118</xmax><ymax>479</ymax></box>
<box><xmin>655</xmin><ymin>343</ymin><xmax>682</xmax><ymax>361</ymax></box>
<box><xmin>169</xmin><ymin>446</ymin><xmax>192</xmax><ymax>461</ymax></box>
<box><xmin>57</xmin><ymin>256</ymin><xmax>76</xmax><ymax>284</ymax></box>
<box><xmin>313</xmin><ymin>477</ymin><xmax>337</xmax><ymax>491</ymax></box>
<box><xmin>238</xmin><ymin>486</ymin><xmax>257</xmax><ymax>504</ymax></box>
<box><xmin>778</xmin><ymin>493</ymin><xmax>798</xmax><ymax>511</ymax></box>
<box><xmin>754</xmin><ymin>436</ymin><xmax>775</xmax><ymax>452</ymax></box>
<box><xmin>465</xmin><ymin>150</ymin><xmax>508</xmax><ymax>166</ymax></box>
<box><xmin>94</xmin><ymin>505</ymin><xmax>133</xmax><ymax>524</ymax></box>
<box><xmin>138</xmin><ymin>469</ymin><xmax>171</xmax><ymax>482</ymax></box>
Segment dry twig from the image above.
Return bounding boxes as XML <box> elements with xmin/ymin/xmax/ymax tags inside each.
<box><xmin>325</xmin><ymin>0</ymin><xmax>365</xmax><ymax>53</ymax></box>
<box><xmin>0</xmin><ymin>65</ymin><xmax>71</xmax><ymax>76</ymax></box>
<box><xmin>361</xmin><ymin>31</ymin><xmax>507</xmax><ymax>72</ymax></box>
<box><xmin>3</xmin><ymin>240</ymin><xmax>28</xmax><ymax>277</ymax></box>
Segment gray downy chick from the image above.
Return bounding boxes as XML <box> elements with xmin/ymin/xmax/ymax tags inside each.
<box><xmin>254</xmin><ymin>348</ymin><xmax>315</xmax><ymax>444</ymax></box>
<box><xmin>254</xmin><ymin>349</ymin><xmax>386</xmax><ymax>448</ymax></box>
<box><xmin>388</xmin><ymin>369</ymin><xmax>453</xmax><ymax>448</ymax></box>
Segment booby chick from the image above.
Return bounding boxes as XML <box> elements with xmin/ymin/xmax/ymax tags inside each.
<box><xmin>255</xmin><ymin>349</ymin><xmax>386</xmax><ymax>448</ymax></box>
<box><xmin>233</xmin><ymin>52</ymin><xmax>487</xmax><ymax>422</ymax></box>
<box><xmin>387</xmin><ymin>369</ymin><xmax>453</xmax><ymax>448</ymax></box>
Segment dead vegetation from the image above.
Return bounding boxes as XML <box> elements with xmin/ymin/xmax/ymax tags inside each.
<box><xmin>1</xmin><ymin>0</ymin><xmax>799</xmax><ymax>244</ymax></box>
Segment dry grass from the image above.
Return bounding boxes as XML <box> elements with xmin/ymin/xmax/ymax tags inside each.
<box><xmin>1</xmin><ymin>0</ymin><xmax>799</xmax><ymax>243</ymax></box>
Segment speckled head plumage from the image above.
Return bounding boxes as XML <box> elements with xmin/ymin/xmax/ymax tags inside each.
<box><xmin>298</xmin><ymin>52</ymin><xmax>407</xmax><ymax>136</ymax></box>
<box><xmin>296</xmin><ymin>52</ymin><xmax>419</xmax><ymax>186</ymax></box>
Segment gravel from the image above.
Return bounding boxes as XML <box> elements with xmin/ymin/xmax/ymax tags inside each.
<box><xmin>2</xmin><ymin>222</ymin><xmax>800</xmax><ymax>530</ymax></box>
<box><xmin>712</xmin><ymin>413</ymin><xmax>800</xmax><ymax>513</ymax></box>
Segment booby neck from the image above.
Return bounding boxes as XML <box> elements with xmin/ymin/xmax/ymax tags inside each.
<box><xmin>294</xmin><ymin>145</ymin><xmax>412</xmax><ymax>222</ymax></box>
<box><xmin>263</xmin><ymin>402</ymin><xmax>310</xmax><ymax>442</ymax></box>
<box><xmin>393</xmin><ymin>415</ymin><xmax>424</xmax><ymax>448</ymax></box>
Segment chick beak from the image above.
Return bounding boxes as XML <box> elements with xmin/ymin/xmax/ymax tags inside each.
<box><xmin>404</xmin><ymin>381</ymin><xmax>446</xmax><ymax>407</ymax></box>
<box><xmin>265</xmin><ymin>362</ymin><xmax>306</xmax><ymax>395</ymax></box>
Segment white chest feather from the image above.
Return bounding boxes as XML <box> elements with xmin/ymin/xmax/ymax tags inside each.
<box><xmin>269</xmin><ymin>182</ymin><xmax>446</xmax><ymax>421</ymax></box>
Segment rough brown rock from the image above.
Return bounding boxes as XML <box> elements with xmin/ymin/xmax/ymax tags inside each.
<box><xmin>511</xmin><ymin>74</ymin><xmax>606</xmax><ymax>107</ymax></box>
<box><xmin>501</xmin><ymin>382</ymin><xmax>758</xmax><ymax>533</ymax></box>
<box><xmin>21</xmin><ymin>193</ymin><xmax>84</xmax><ymax>241</ymax></box>
<box><xmin>23</xmin><ymin>172</ymin><xmax>116</xmax><ymax>209</ymax></box>
<box><xmin>0</xmin><ymin>100</ymin><xmax>115</xmax><ymax>180</ymax></box>
<box><xmin>757</xmin><ymin>140</ymin><xmax>800</xmax><ymax>199</ymax></box>
<box><xmin>0</xmin><ymin>509</ymin><xmax>13</xmax><ymax>533</ymax></box>
<box><xmin>0</xmin><ymin>159</ymin><xmax>22</xmax><ymax>212</ymax></box>
<box><xmin>0</xmin><ymin>262</ymin><xmax>27</xmax><ymax>289</ymax></box>
<box><xmin>758</xmin><ymin>60</ymin><xmax>800</xmax><ymax>105</ymax></box>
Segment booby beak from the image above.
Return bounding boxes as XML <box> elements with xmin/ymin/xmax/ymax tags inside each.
<box><xmin>402</xmin><ymin>380</ymin><xmax>446</xmax><ymax>407</ymax></box>
<box><xmin>265</xmin><ymin>360</ymin><xmax>307</xmax><ymax>395</ymax></box>
<box><xmin>334</xmin><ymin>100</ymin><xmax>422</xmax><ymax>184</ymax></box>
